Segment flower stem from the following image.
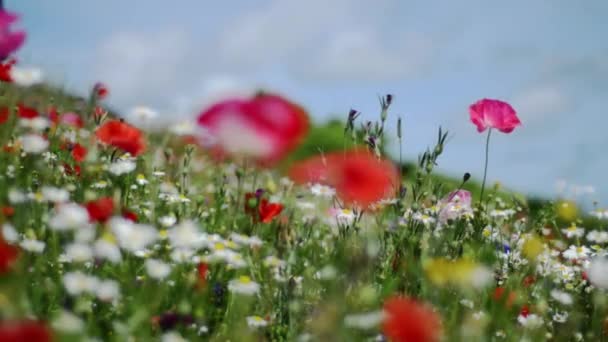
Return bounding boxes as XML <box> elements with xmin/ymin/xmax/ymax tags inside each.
<box><xmin>480</xmin><ymin>129</ymin><xmax>492</xmax><ymax>203</ymax></box>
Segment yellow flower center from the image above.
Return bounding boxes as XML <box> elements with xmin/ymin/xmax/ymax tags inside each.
<box><xmin>239</xmin><ymin>275</ymin><xmax>252</xmax><ymax>284</ymax></box>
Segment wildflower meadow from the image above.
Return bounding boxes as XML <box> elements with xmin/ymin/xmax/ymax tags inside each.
<box><xmin>1</xmin><ymin>5</ymin><xmax>608</xmax><ymax>342</ymax></box>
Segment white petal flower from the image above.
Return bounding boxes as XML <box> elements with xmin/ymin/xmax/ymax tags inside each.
<box><xmin>310</xmin><ymin>183</ymin><xmax>336</xmax><ymax>197</ymax></box>
<box><xmin>2</xmin><ymin>223</ymin><xmax>19</xmax><ymax>243</ymax></box>
<box><xmin>228</xmin><ymin>276</ymin><xmax>260</xmax><ymax>295</ymax></box>
<box><xmin>52</xmin><ymin>310</ymin><xmax>85</xmax><ymax>333</ymax></box>
<box><xmin>161</xmin><ymin>332</ymin><xmax>188</xmax><ymax>342</ymax></box>
<box><xmin>48</xmin><ymin>203</ymin><xmax>90</xmax><ymax>231</ymax></box>
<box><xmin>588</xmin><ymin>257</ymin><xmax>608</xmax><ymax>289</ymax></box>
<box><xmin>20</xmin><ymin>134</ymin><xmax>49</xmax><ymax>154</ymax></box>
<box><xmin>246</xmin><ymin>316</ymin><xmax>268</xmax><ymax>328</ymax></box>
<box><xmin>127</xmin><ymin>106</ymin><xmax>159</xmax><ymax>130</ymax></box>
<box><xmin>10</xmin><ymin>66</ymin><xmax>44</xmax><ymax>87</ymax></box>
<box><xmin>20</xmin><ymin>117</ymin><xmax>50</xmax><ymax>131</ymax></box>
<box><xmin>109</xmin><ymin>217</ymin><xmax>157</xmax><ymax>252</ymax></box>
<box><xmin>65</xmin><ymin>243</ymin><xmax>94</xmax><ymax>263</ymax></box>
<box><xmin>108</xmin><ymin>159</ymin><xmax>136</xmax><ymax>175</ymax></box>
<box><xmin>63</xmin><ymin>272</ymin><xmax>99</xmax><ymax>295</ymax></box>
<box><xmin>41</xmin><ymin>186</ymin><xmax>70</xmax><ymax>203</ymax></box>
<box><xmin>20</xmin><ymin>239</ymin><xmax>45</xmax><ymax>253</ymax></box>
<box><xmin>167</xmin><ymin>220</ymin><xmax>205</xmax><ymax>249</ymax></box>
<box><xmin>94</xmin><ymin>239</ymin><xmax>122</xmax><ymax>263</ymax></box>
<box><xmin>550</xmin><ymin>290</ymin><xmax>573</xmax><ymax>305</ymax></box>
<box><xmin>8</xmin><ymin>189</ymin><xmax>27</xmax><ymax>204</ymax></box>
<box><xmin>96</xmin><ymin>280</ymin><xmax>121</xmax><ymax>302</ymax></box>
<box><xmin>145</xmin><ymin>259</ymin><xmax>172</xmax><ymax>280</ymax></box>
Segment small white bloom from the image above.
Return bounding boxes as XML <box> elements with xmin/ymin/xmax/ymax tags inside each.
<box><xmin>550</xmin><ymin>289</ymin><xmax>573</xmax><ymax>305</ymax></box>
<box><xmin>343</xmin><ymin>311</ymin><xmax>385</xmax><ymax>330</ymax></box>
<box><xmin>167</xmin><ymin>220</ymin><xmax>205</xmax><ymax>249</ymax></box>
<box><xmin>41</xmin><ymin>186</ymin><xmax>70</xmax><ymax>203</ymax></box>
<box><xmin>246</xmin><ymin>315</ymin><xmax>268</xmax><ymax>328</ymax></box>
<box><xmin>264</xmin><ymin>255</ymin><xmax>286</xmax><ymax>269</ymax></box>
<box><xmin>310</xmin><ymin>183</ymin><xmax>335</xmax><ymax>197</ymax></box>
<box><xmin>518</xmin><ymin>314</ymin><xmax>544</xmax><ymax>329</ymax></box>
<box><xmin>20</xmin><ymin>117</ymin><xmax>50</xmax><ymax>131</ymax></box>
<box><xmin>169</xmin><ymin>120</ymin><xmax>196</xmax><ymax>136</ymax></box>
<box><xmin>109</xmin><ymin>217</ymin><xmax>157</xmax><ymax>253</ymax></box>
<box><xmin>20</xmin><ymin>239</ymin><xmax>45</xmax><ymax>253</ymax></box>
<box><xmin>562</xmin><ymin>245</ymin><xmax>591</xmax><ymax>260</ymax></box>
<box><xmin>63</xmin><ymin>272</ymin><xmax>99</xmax><ymax>295</ymax></box>
<box><xmin>587</xmin><ymin>230</ymin><xmax>608</xmax><ymax>244</ymax></box>
<box><xmin>52</xmin><ymin>310</ymin><xmax>85</xmax><ymax>333</ymax></box>
<box><xmin>161</xmin><ymin>332</ymin><xmax>188</xmax><ymax>342</ymax></box>
<box><xmin>127</xmin><ymin>106</ymin><xmax>159</xmax><ymax>130</ymax></box>
<box><xmin>145</xmin><ymin>259</ymin><xmax>172</xmax><ymax>280</ymax></box>
<box><xmin>65</xmin><ymin>243</ymin><xmax>94</xmax><ymax>263</ymax></box>
<box><xmin>158</xmin><ymin>215</ymin><xmax>177</xmax><ymax>227</ymax></box>
<box><xmin>94</xmin><ymin>239</ymin><xmax>122</xmax><ymax>263</ymax></box>
<box><xmin>562</xmin><ymin>225</ymin><xmax>585</xmax><ymax>239</ymax></box>
<box><xmin>553</xmin><ymin>311</ymin><xmax>568</xmax><ymax>323</ymax></box>
<box><xmin>228</xmin><ymin>276</ymin><xmax>260</xmax><ymax>295</ymax></box>
<box><xmin>588</xmin><ymin>257</ymin><xmax>608</xmax><ymax>288</ymax></box>
<box><xmin>2</xmin><ymin>223</ymin><xmax>19</xmax><ymax>243</ymax></box>
<box><xmin>8</xmin><ymin>189</ymin><xmax>27</xmax><ymax>204</ymax></box>
<box><xmin>10</xmin><ymin>66</ymin><xmax>44</xmax><ymax>87</ymax></box>
<box><xmin>20</xmin><ymin>134</ymin><xmax>49</xmax><ymax>154</ymax></box>
<box><xmin>96</xmin><ymin>280</ymin><xmax>120</xmax><ymax>302</ymax></box>
<box><xmin>48</xmin><ymin>203</ymin><xmax>90</xmax><ymax>231</ymax></box>
<box><xmin>108</xmin><ymin>159</ymin><xmax>136</xmax><ymax>175</ymax></box>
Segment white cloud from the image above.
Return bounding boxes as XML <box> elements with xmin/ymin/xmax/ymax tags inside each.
<box><xmin>511</xmin><ymin>85</ymin><xmax>570</xmax><ymax>121</ymax></box>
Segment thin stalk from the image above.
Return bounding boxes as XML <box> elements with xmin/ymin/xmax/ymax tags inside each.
<box><xmin>479</xmin><ymin>129</ymin><xmax>492</xmax><ymax>203</ymax></box>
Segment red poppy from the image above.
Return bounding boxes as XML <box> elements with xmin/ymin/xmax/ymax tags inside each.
<box><xmin>259</xmin><ymin>198</ymin><xmax>283</xmax><ymax>223</ymax></box>
<box><xmin>95</xmin><ymin>120</ymin><xmax>146</xmax><ymax>156</ymax></box>
<box><xmin>197</xmin><ymin>262</ymin><xmax>209</xmax><ymax>287</ymax></box>
<box><xmin>122</xmin><ymin>210</ymin><xmax>138</xmax><ymax>222</ymax></box>
<box><xmin>63</xmin><ymin>163</ymin><xmax>81</xmax><ymax>177</ymax></box>
<box><xmin>94</xmin><ymin>82</ymin><xmax>108</xmax><ymax>99</ymax></box>
<box><xmin>289</xmin><ymin>150</ymin><xmax>399</xmax><ymax>208</ymax></box>
<box><xmin>71</xmin><ymin>143</ymin><xmax>87</xmax><ymax>162</ymax></box>
<box><xmin>48</xmin><ymin>106</ymin><xmax>59</xmax><ymax>124</ymax></box>
<box><xmin>196</xmin><ymin>93</ymin><xmax>309</xmax><ymax>165</ymax></box>
<box><xmin>0</xmin><ymin>107</ymin><xmax>9</xmax><ymax>125</ymax></box>
<box><xmin>492</xmin><ymin>287</ymin><xmax>516</xmax><ymax>308</ymax></box>
<box><xmin>86</xmin><ymin>197</ymin><xmax>114</xmax><ymax>223</ymax></box>
<box><xmin>0</xmin><ymin>58</ymin><xmax>16</xmax><ymax>83</ymax></box>
<box><xmin>0</xmin><ymin>237</ymin><xmax>19</xmax><ymax>273</ymax></box>
<box><xmin>1</xmin><ymin>206</ymin><xmax>14</xmax><ymax>217</ymax></box>
<box><xmin>520</xmin><ymin>305</ymin><xmax>530</xmax><ymax>318</ymax></box>
<box><xmin>17</xmin><ymin>104</ymin><xmax>38</xmax><ymax>119</ymax></box>
<box><xmin>0</xmin><ymin>320</ymin><xmax>52</xmax><ymax>342</ymax></box>
<box><xmin>382</xmin><ymin>296</ymin><xmax>442</xmax><ymax>342</ymax></box>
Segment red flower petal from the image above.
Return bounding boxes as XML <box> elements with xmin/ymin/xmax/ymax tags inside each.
<box><xmin>0</xmin><ymin>237</ymin><xmax>19</xmax><ymax>273</ymax></box>
<box><xmin>17</xmin><ymin>104</ymin><xmax>38</xmax><ymax>119</ymax></box>
<box><xmin>95</xmin><ymin>120</ymin><xmax>146</xmax><ymax>156</ymax></box>
<box><xmin>383</xmin><ymin>296</ymin><xmax>442</xmax><ymax>342</ymax></box>
<box><xmin>289</xmin><ymin>150</ymin><xmax>399</xmax><ymax>208</ymax></box>
<box><xmin>86</xmin><ymin>197</ymin><xmax>115</xmax><ymax>223</ymax></box>
<box><xmin>259</xmin><ymin>199</ymin><xmax>283</xmax><ymax>223</ymax></box>
<box><xmin>0</xmin><ymin>320</ymin><xmax>52</xmax><ymax>342</ymax></box>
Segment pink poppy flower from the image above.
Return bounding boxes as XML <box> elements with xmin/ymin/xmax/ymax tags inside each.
<box><xmin>196</xmin><ymin>93</ymin><xmax>308</xmax><ymax>165</ymax></box>
<box><xmin>0</xmin><ymin>10</ymin><xmax>26</xmax><ymax>60</ymax></box>
<box><xmin>469</xmin><ymin>99</ymin><xmax>521</xmax><ymax>133</ymax></box>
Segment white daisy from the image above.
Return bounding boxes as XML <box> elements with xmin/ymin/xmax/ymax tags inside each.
<box><xmin>246</xmin><ymin>315</ymin><xmax>268</xmax><ymax>328</ymax></box>
<box><xmin>20</xmin><ymin>239</ymin><xmax>45</xmax><ymax>253</ymax></box>
<box><xmin>228</xmin><ymin>276</ymin><xmax>260</xmax><ymax>295</ymax></box>
<box><xmin>20</xmin><ymin>134</ymin><xmax>49</xmax><ymax>154</ymax></box>
<box><xmin>108</xmin><ymin>159</ymin><xmax>136</xmax><ymax>176</ymax></box>
<box><xmin>145</xmin><ymin>259</ymin><xmax>172</xmax><ymax>280</ymax></box>
<box><xmin>48</xmin><ymin>203</ymin><xmax>90</xmax><ymax>231</ymax></box>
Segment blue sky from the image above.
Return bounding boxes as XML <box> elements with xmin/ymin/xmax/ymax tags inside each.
<box><xmin>11</xmin><ymin>0</ymin><xmax>608</xmax><ymax>203</ymax></box>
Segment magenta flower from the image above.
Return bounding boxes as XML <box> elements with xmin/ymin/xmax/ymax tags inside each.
<box><xmin>469</xmin><ymin>99</ymin><xmax>521</xmax><ymax>133</ymax></box>
<box><xmin>0</xmin><ymin>10</ymin><xmax>26</xmax><ymax>60</ymax></box>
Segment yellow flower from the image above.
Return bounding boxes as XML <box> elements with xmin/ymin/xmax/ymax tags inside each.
<box><xmin>556</xmin><ymin>200</ymin><xmax>578</xmax><ymax>221</ymax></box>
<box><xmin>522</xmin><ymin>235</ymin><xmax>544</xmax><ymax>261</ymax></box>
